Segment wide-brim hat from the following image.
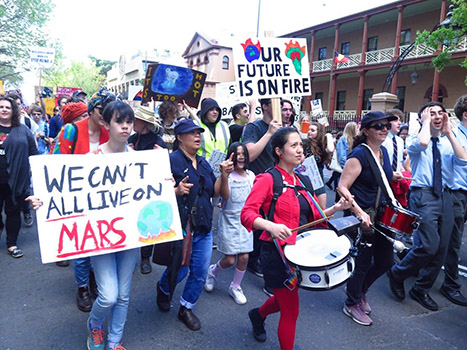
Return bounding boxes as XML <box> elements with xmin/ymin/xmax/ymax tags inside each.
<box><xmin>174</xmin><ymin>119</ymin><xmax>205</xmax><ymax>135</ymax></box>
<box><xmin>134</xmin><ymin>106</ymin><xmax>157</xmax><ymax>124</ymax></box>
<box><xmin>360</xmin><ymin>111</ymin><xmax>397</xmax><ymax>129</ymax></box>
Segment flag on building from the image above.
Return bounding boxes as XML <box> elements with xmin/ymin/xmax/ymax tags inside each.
<box><xmin>334</xmin><ymin>51</ymin><xmax>350</xmax><ymax>63</ymax></box>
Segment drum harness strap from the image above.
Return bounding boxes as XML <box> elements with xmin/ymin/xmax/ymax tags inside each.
<box><xmin>265</xmin><ymin>167</ymin><xmax>325</xmax><ymax>290</ymax></box>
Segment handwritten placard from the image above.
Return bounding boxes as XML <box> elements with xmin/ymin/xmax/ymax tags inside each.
<box><xmin>29</xmin><ymin>149</ymin><xmax>183</xmax><ymax>264</ymax></box>
<box><xmin>233</xmin><ymin>37</ymin><xmax>311</xmax><ymax>99</ymax></box>
<box><xmin>295</xmin><ymin>156</ymin><xmax>324</xmax><ymax>190</ymax></box>
<box><xmin>142</xmin><ymin>63</ymin><xmax>206</xmax><ymax>108</ymax></box>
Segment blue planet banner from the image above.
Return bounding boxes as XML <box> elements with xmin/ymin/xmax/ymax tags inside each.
<box><xmin>142</xmin><ymin>63</ymin><xmax>206</xmax><ymax>108</ymax></box>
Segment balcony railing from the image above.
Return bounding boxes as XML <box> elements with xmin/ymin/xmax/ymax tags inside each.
<box><xmin>312</xmin><ymin>58</ymin><xmax>333</xmax><ymax>72</ymax></box>
<box><xmin>336</xmin><ymin>53</ymin><xmax>362</xmax><ymax>69</ymax></box>
<box><xmin>365</xmin><ymin>47</ymin><xmax>395</xmax><ymax>65</ymax></box>
<box><xmin>312</xmin><ymin>36</ymin><xmax>466</xmax><ymax>73</ymax></box>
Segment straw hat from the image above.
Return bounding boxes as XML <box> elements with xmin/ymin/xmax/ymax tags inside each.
<box><xmin>135</xmin><ymin>105</ymin><xmax>157</xmax><ymax>124</ymax></box>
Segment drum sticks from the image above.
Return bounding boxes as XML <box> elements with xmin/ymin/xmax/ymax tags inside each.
<box><xmin>291</xmin><ymin>216</ymin><xmax>333</xmax><ymax>232</ymax></box>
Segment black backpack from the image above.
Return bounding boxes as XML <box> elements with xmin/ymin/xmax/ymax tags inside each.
<box><xmin>265</xmin><ymin>167</ymin><xmax>315</xmax><ymax>221</ymax></box>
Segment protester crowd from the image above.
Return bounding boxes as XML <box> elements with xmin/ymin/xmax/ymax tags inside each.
<box><xmin>1</xmin><ymin>88</ymin><xmax>466</xmax><ymax>350</ymax></box>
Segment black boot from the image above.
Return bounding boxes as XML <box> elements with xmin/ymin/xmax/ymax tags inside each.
<box><xmin>140</xmin><ymin>258</ymin><xmax>152</xmax><ymax>274</ymax></box>
<box><xmin>77</xmin><ymin>286</ymin><xmax>92</xmax><ymax>312</ymax></box>
<box><xmin>248</xmin><ymin>308</ymin><xmax>266</xmax><ymax>342</ymax></box>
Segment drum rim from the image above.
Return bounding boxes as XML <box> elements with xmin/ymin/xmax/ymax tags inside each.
<box><xmin>375</xmin><ymin>222</ymin><xmax>412</xmax><ymax>236</ymax></box>
<box><xmin>298</xmin><ymin>278</ymin><xmax>349</xmax><ymax>291</ymax></box>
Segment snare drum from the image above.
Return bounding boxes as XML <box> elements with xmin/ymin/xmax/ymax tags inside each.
<box><xmin>284</xmin><ymin>229</ymin><xmax>354</xmax><ymax>290</ymax></box>
<box><xmin>375</xmin><ymin>204</ymin><xmax>420</xmax><ymax>236</ymax></box>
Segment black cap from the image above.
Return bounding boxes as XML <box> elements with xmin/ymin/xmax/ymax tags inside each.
<box><xmin>174</xmin><ymin>119</ymin><xmax>205</xmax><ymax>136</ymax></box>
<box><xmin>360</xmin><ymin>111</ymin><xmax>397</xmax><ymax>129</ymax></box>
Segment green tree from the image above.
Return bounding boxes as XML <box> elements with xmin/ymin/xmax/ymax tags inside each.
<box><xmin>89</xmin><ymin>56</ymin><xmax>117</xmax><ymax>77</ymax></box>
<box><xmin>43</xmin><ymin>59</ymin><xmax>106</xmax><ymax>96</ymax></box>
<box><xmin>416</xmin><ymin>0</ymin><xmax>467</xmax><ymax>83</ymax></box>
<box><xmin>0</xmin><ymin>0</ymin><xmax>55</xmax><ymax>87</ymax></box>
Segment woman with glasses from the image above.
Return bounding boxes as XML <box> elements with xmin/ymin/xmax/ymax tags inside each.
<box><xmin>0</xmin><ymin>96</ymin><xmax>38</xmax><ymax>258</ymax></box>
<box><xmin>337</xmin><ymin>111</ymin><xmax>397</xmax><ymax>326</ymax></box>
<box><xmin>155</xmin><ymin>119</ymin><xmax>232</xmax><ymax>331</ymax></box>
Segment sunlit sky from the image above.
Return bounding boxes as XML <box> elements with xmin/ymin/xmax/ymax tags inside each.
<box><xmin>22</xmin><ymin>0</ymin><xmax>397</xmax><ymax>101</ymax></box>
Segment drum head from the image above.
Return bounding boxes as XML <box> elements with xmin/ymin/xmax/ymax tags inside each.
<box><xmin>284</xmin><ymin>229</ymin><xmax>351</xmax><ymax>268</ymax></box>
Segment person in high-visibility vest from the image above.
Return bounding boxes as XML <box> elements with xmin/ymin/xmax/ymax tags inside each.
<box><xmin>196</xmin><ymin>98</ymin><xmax>230</xmax><ymax>159</ymax></box>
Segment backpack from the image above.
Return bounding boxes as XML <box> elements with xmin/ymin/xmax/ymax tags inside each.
<box><xmin>265</xmin><ymin>167</ymin><xmax>315</xmax><ymax>221</ymax></box>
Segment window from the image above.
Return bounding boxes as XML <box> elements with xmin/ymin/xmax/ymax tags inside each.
<box><xmin>397</xmin><ymin>86</ymin><xmax>406</xmax><ymax>111</ymax></box>
<box><xmin>318</xmin><ymin>47</ymin><xmax>327</xmax><ymax>60</ymax></box>
<box><xmin>222</xmin><ymin>55</ymin><xmax>229</xmax><ymax>69</ymax></box>
<box><xmin>315</xmin><ymin>92</ymin><xmax>324</xmax><ymax>103</ymax></box>
<box><xmin>341</xmin><ymin>42</ymin><xmax>350</xmax><ymax>55</ymax></box>
<box><xmin>336</xmin><ymin>91</ymin><xmax>346</xmax><ymax>110</ymax></box>
<box><xmin>367</xmin><ymin>36</ymin><xmax>378</xmax><ymax>51</ymax></box>
<box><xmin>363</xmin><ymin>89</ymin><xmax>374</xmax><ymax>110</ymax></box>
<box><xmin>400</xmin><ymin>29</ymin><xmax>411</xmax><ymax>45</ymax></box>
<box><xmin>204</xmin><ymin>55</ymin><xmax>209</xmax><ymax>64</ymax></box>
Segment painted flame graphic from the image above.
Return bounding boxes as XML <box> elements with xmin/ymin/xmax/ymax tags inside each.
<box><xmin>241</xmin><ymin>39</ymin><xmax>261</xmax><ymax>63</ymax></box>
<box><xmin>284</xmin><ymin>40</ymin><xmax>306</xmax><ymax>74</ymax></box>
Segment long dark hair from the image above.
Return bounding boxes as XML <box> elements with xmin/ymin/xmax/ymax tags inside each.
<box><xmin>305</xmin><ymin>122</ymin><xmax>331</xmax><ymax>165</ymax></box>
<box><xmin>1</xmin><ymin>96</ymin><xmax>21</xmax><ymax>127</ymax></box>
<box><xmin>271</xmin><ymin>127</ymin><xmax>300</xmax><ymax>164</ymax></box>
<box><xmin>226</xmin><ymin>142</ymin><xmax>249</xmax><ymax>169</ymax></box>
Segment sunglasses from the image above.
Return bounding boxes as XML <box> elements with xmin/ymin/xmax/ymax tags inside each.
<box><xmin>369</xmin><ymin>122</ymin><xmax>391</xmax><ymax>131</ymax></box>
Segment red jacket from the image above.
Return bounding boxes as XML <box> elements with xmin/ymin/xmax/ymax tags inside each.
<box><xmin>53</xmin><ymin>117</ymin><xmax>109</xmax><ymax>155</ymax></box>
<box><xmin>241</xmin><ymin>165</ymin><xmax>327</xmax><ymax>246</ymax></box>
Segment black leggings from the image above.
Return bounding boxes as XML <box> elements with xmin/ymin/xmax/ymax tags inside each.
<box><xmin>0</xmin><ymin>183</ymin><xmax>22</xmax><ymax>248</ymax></box>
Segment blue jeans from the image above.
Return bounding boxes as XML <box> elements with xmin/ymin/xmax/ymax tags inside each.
<box><xmin>90</xmin><ymin>249</ymin><xmax>137</xmax><ymax>344</ymax></box>
<box><xmin>74</xmin><ymin>257</ymin><xmax>91</xmax><ymax>287</ymax></box>
<box><xmin>160</xmin><ymin>231</ymin><xmax>213</xmax><ymax>309</ymax></box>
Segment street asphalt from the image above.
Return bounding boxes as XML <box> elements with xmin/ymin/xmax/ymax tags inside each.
<box><xmin>0</xmin><ymin>182</ymin><xmax>466</xmax><ymax>350</ymax></box>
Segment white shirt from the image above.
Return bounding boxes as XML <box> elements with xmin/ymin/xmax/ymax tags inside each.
<box><xmin>382</xmin><ymin>132</ymin><xmax>404</xmax><ymax>172</ymax></box>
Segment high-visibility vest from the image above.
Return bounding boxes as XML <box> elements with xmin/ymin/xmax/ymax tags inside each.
<box><xmin>197</xmin><ymin>120</ymin><xmax>230</xmax><ymax>159</ymax></box>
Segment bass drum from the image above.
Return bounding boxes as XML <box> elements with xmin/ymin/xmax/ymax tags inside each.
<box><xmin>284</xmin><ymin>229</ymin><xmax>354</xmax><ymax>290</ymax></box>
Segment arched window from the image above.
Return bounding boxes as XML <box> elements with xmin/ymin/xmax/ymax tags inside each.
<box><xmin>204</xmin><ymin>55</ymin><xmax>209</xmax><ymax>64</ymax></box>
<box><xmin>222</xmin><ymin>55</ymin><xmax>229</xmax><ymax>69</ymax></box>
<box><xmin>424</xmin><ymin>84</ymin><xmax>448</xmax><ymax>103</ymax></box>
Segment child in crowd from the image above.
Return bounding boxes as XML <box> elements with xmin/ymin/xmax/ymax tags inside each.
<box><xmin>28</xmin><ymin>101</ymin><xmax>137</xmax><ymax>350</ymax></box>
<box><xmin>204</xmin><ymin>142</ymin><xmax>255</xmax><ymax>304</ymax></box>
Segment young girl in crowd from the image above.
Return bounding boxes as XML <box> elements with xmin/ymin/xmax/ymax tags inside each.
<box><xmin>303</xmin><ymin>122</ymin><xmax>334</xmax><ymax>208</ymax></box>
<box><xmin>204</xmin><ymin>142</ymin><xmax>255</xmax><ymax>304</ymax></box>
<box><xmin>28</xmin><ymin>101</ymin><xmax>137</xmax><ymax>350</ymax></box>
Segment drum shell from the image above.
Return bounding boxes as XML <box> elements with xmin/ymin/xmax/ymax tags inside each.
<box><xmin>376</xmin><ymin>205</ymin><xmax>420</xmax><ymax>236</ymax></box>
<box><xmin>284</xmin><ymin>229</ymin><xmax>355</xmax><ymax>290</ymax></box>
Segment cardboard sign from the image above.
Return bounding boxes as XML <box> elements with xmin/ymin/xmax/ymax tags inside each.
<box><xmin>233</xmin><ymin>37</ymin><xmax>311</xmax><ymax>99</ymax></box>
<box><xmin>35</xmin><ymin>86</ymin><xmax>55</xmax><ymax>116</ymax></box>
<box><xmin>207</xmin><ymin>150</ymin><xmax>227</xmax><ymax>178</ymax></box>
<box><xmin>142</xmin><ymin>64</ymin><xmax>206</xmax><ymax>108</ymax></box>
<box><xmin>29</xmin><ymin>149</ymin><xmax>183</xmax><ymax>264</ymax></box>
<box><xmin>311</xmin><ymin>99</ymin><xmax>323</xmax><ymax>116</ymax></box>
<box><xmin>30</xmin><ymin>46</ymin><xmax>55</xmax><ymax>69</ymax></box>
<box><xmin>295</xmin><ymin>156</ymin><xmax>324</xmax><ymax>190</ymax></box>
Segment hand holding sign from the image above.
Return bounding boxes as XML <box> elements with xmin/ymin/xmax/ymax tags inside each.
<box><xmin>267</xmin><ymin>120</ymin><xmax>282</xmax><ymax>136</ymax></box>
<box><xmin>175</xmin><ymin>176</ymin><xmax>193</xmax><ymax>196</ymax></box>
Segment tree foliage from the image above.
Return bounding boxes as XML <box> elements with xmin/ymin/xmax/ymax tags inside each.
<box><xmin>89</xmin><ymin>56</ymin><xmax>117</xmax><ymax>77</ymax></box>
<box><xmin>43</xmin><ymin>59</ymin><xmax>106</xmax><ymax>96</ymax></box>
<box><xmin>416</xmin><ymin>0</ymin><xmax>467</xmax><ymax>84</ymax></box>
<box><xmin>0</xmin><ymin>0</ymin><xmax>55</xmax><ymax>87</ymax></box>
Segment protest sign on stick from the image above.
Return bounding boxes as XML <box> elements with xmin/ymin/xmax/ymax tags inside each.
<box><xmin>142</xmin><ymin>64</ymin><xmax>206</xmax><ymax>108</ymax></box>
<box><xmin>233</xmin><ymin>37</ymin><xmax>311</xmax><ymax>100</ymax></box>
<box><xmin>29</xmin><ymin>149</ymin><xmax>183</xmax><ymax>264</ymax></box>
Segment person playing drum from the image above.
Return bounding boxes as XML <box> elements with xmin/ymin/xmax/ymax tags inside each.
<box><xmin>337</xmin><ymin>111</ymin><xmax>398</xmax><ymax>326</ymax></box>
<box><xmin>241</xmin><ymin>127</ymin><xmax>351</xmax><ymax>350</ymax></box>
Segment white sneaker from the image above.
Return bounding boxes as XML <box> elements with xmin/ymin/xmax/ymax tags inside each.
<box><xmin>229</xmin><ymin>283</ymin><xmax>247</xmax><ymax>305</ymax></box>
<box><xmin>205</xmin><ymin>264</ymin><xmax>217</xmax><ymax>292</ymax></box>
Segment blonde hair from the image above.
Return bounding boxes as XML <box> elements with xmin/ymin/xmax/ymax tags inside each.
<box><xmin>343</xmin><ymin>122</ymin><xmax>358</xmax><ymax>152</ymax></box>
